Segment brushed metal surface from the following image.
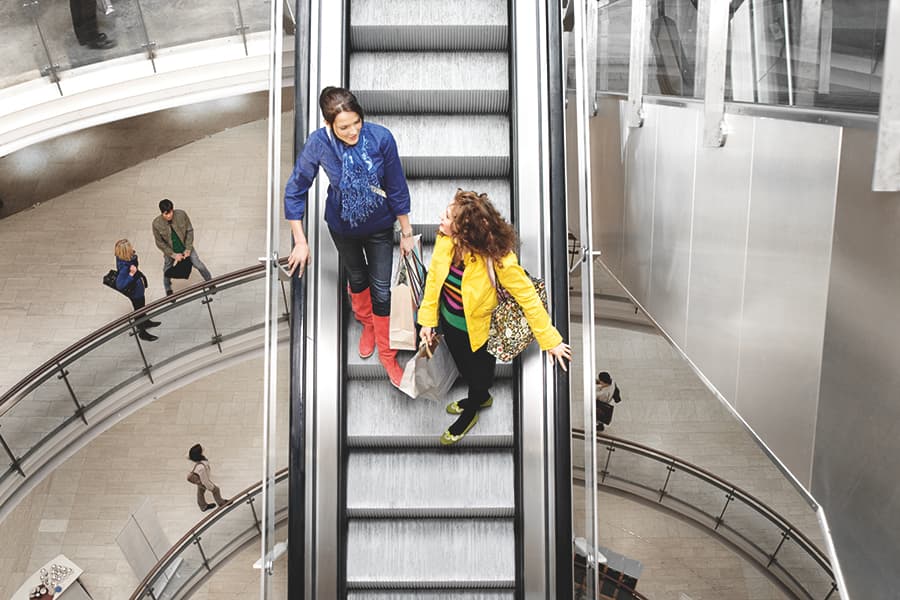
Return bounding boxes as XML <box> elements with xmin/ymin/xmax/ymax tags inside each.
<box><xmin>513</xmin><ymin>1</ymin><xmax>554</xmax><ymax>596</ymax></box>
<box><xmin>621</xmin><ymin>104</ymin><xmax>657</xmax><ymax>305</ymax></box>
<box><xmin>645</xmin><ymin>104</ymin><xmax>698</xmax><ymax>348</ymax></box>
<box><xmin>737</xmin><ymin>117</ymin><xmax>839</xmax><ymax>485</ymax></box>
<box><xmin>814</xmin><ymin>127</ymin><xmax>900</xmax><ymax>600</ymax></box>
<box><xmin>685</xmin><ymin>114</ymin><xmax>754</xmax><ymax>403</ymax></box>
<box><xmin>588</xmin><ymin>97</ymin><xmax>627</xmax><ymax>274</ymax></box>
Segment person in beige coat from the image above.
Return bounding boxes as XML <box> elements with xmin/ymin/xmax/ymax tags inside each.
<box><xmin>188</xmin><ymin>444</ymin><xmax>229</xmax><ymax>512</ymax></box>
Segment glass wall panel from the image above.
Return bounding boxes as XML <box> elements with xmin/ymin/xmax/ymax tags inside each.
<box><xmin>727</xmin><ymin>0</ymin><xmax>886</xmax><ymax>113</ymax></box>
<box><xmin>140</xmin><ymin>0</ymin><xmax>247</xmax><ymax>51</ymax></box>
<box><xmin>2</xmin><ymin>2</ymin><xmax>51</xmax><ymax>89</ymax></box>
<box><xmin>36</xmin><ymin>0</ymin><xmax>152</xmax><ymax>74</ymax></box>
<box><xmin>242</xmin><ymin>0</ymin><xmax>273</xmax><ymax>35</ymax></box>
<box><xmin>644</xmin><ymin>0</ymin><xmax>699</xmax><ymax>97</ymax></box>
<box><xmin>597</xmin><ymin>0</ymin><xmax>633</xmax><ymax>94</ymax></box>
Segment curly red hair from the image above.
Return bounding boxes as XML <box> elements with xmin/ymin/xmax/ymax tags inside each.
<box><xmin>447</xmin><ymin>189</ymin><xmax>517</xmax><ymax>264</ymax></box>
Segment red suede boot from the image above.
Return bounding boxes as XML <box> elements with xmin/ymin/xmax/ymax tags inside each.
<box><xmin>349</xmin><ymin>287</ymin><xmax>375</xmax><ymax>359</ymax></box>
<box><xmin>372</xmin><ymin>314</ymin><xmax>403</xmax><ymax>387</ymax></box>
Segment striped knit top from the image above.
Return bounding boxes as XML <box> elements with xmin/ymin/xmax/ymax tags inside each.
<box><xmin>439</xmin><ymin>262</ymin><xmax>467</xmax><ymax>331</ymax></box>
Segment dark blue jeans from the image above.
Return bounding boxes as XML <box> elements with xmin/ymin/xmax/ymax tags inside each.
<box><xmin>329</xmin><ymin>226</ymin><xmax>394</xmax><ymax>316</ymax></box>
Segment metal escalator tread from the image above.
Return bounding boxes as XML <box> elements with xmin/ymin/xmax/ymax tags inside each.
<box><xmin>347</xmin><ymin>593</ymin><xmax>515</xmax><ymax>600</ymax></box>
<box><xmin>344</xmin><ymin>0</ymin><xmax>515</xmax><ymax>596</ymax></box>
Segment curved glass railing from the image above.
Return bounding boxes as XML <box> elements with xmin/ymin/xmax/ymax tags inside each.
<box><xmin>0</xmin><ymin>262</ymin><xmax>290</xmax><ymax>518</ymax></box>
<box><xmin>1</xmin><ymin>0</ymin><xmax>287</xmax><ymax>93</ymax></box>
<box><xmin>128</xmin><ymin>467</ymin><xmax>289</xmax><ymax>600</ymax></box>
<box><xmin>572</xmin><ymin>429</ymin><xmax>838</xmax><ymax>600</ymax></box>
<box><xmin>588</xmin><ymin>0</ymin><xmax>884</xmax><ymax>114</ymax></box>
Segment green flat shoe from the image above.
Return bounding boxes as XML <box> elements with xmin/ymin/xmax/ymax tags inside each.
<box><xmin>440</xmin><ymin>412</ymin><xmax>480</xmax><ymax>446</ymax></box>
<box><xmin>445</xmin><ymin>395</ymin><xmax>493</xmax><ymax>415</ymax></box>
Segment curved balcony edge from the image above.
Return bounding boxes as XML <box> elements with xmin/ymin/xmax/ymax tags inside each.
<box><xmin>572</xmin><ymin>429</ymin><xmax>838</xmax><ymax>600</ymax></box>
<box><xmin>0</xmin><ymin>330</ymin><xmax>288</xmax><ymax>523</ymax></box>
<box><xmin>0</xmin><ymin>31</ymin><xmax>295</xmax><ymax>157</ymax></box>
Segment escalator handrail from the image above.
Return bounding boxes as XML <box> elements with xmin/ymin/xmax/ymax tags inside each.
<box><xmin>127</xmin><ymin>467</ymin><xmax>290</xmax><ymax>600</ymax></box>
<box><xmin>0</xmin><ymin>258</ymin><xmax>289</xmax><ymax>415</ymax></box>
<box><xmin>572</xmin><ymin>428</ymin><xmax>834</xmax><ymax>579</ymax></box>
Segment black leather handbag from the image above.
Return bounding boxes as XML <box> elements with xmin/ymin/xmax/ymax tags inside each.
<box><xmin>165</xmin><ymin>258</ymin><xmax>193</xmax><ymax>280</ymax></box>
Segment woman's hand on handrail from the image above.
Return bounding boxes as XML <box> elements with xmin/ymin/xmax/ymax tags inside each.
<box><xmin>547</xmin><ymin>342</ymin><xmax>572</xmax><ymax>371</ymax></box>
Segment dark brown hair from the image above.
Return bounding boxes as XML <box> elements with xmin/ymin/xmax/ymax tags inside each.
<box><xmin>448</xmin><ymin>189</ymin><xmax>517</xmax><ymax>263</ymax></box>
<box><xmin>318</xmin><ymin>86</ymin><xmax>365</xmax><ymax>124</ymax></box>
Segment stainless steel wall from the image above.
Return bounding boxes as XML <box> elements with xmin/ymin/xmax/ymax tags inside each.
<box><xmin>586</xmin><ymin>97</ymin><xmax>841</xmax><ymax>485</ymax></box>
<box><xmin>814</xmin><ymin>127</ymin><xmax>900</xmax><ymax>599</ymax></box>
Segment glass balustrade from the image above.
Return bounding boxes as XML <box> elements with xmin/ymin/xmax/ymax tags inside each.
<box><xmin>597</xmin><ymin>0</ymin><xmax>633</xmax><ymax>94</ymax></box>
<box><xmin>129</xmin><ymin>469</ymin><xmax>289</xmax><ymax>600</ymax></box>
<box><xmin>585</xmin><ymin>0</ymin><xmax>888</xmax><ymax>115</ymax></box>
<box><xmin>1</xmin><ymin>0</ymin><xmax>280</xmax><ymax>95</ymax></box>
<box><xmin>572</xmin><ymin>431</ymin><xmax>837</xmax><ymax>600</ymax></box>
<box><xmin>0</xmin><ymin>266</ymin><xmax>289</xmax><ymax>513</ymax></box>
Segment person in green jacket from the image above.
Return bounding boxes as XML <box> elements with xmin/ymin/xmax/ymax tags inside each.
<box><xmin>152</xmin><ymin>199</ymin><xmax>213</xmax><ymax>296</ymax></box>
<box><xmin>418</xmin><ymin>190</ymin><xmax>572</xmax><ymax>445</ymax></box>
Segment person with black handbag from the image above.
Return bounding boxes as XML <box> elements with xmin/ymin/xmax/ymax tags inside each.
<box><xmin>418</xmin><ymin>190</ymin><xmax>572</xmax><ymax>445</ymax></box>
<box><xmin>114</xmin><ymin>239</ymin><xmax>160</xmax><ymax>342</ymax></box>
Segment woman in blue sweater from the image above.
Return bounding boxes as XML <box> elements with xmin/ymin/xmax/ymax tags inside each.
<box><xmin>284</xmin><ymin>87</ymin><xmax>415</xmax><ymax>386</ymax></box>
<box><xmin>114</xmin><ymin>238</ymin><xmax>160</xmax><ymax>342</ymax></box>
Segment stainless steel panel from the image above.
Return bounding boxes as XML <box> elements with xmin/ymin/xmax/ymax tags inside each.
<box><xmin>737</xmin><ymin>118</ymin><xmax>839</xmax><ymax>485</ymax></box>
<box><xmin>646</xmin><ymin>104</ymin><xmax>698</xmax><ymax>347</ymax></box>
<box><xmin>589</xmin><ymin>97</ymin><xmax>627</xmax><ymax>274</ymax></box>
<box><xmin>685</xmin><ymin>114</ymin><xmax>754</xmax><ymax>403</ymax></box>
<box><xmin>814</xmin><ymin>127</ymin><xmax>900</xmax><ymax>600</ymax></box>
<box><xmin>621</xmin><ymin>104</ymin><xmax>658</xmax><ymax>305</ymax></box>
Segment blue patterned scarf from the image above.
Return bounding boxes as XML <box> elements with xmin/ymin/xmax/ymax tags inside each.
<box><xmin>329</xmin><ymin>126</ymin><xmax>383</xmax><ymax>228</ymax></box>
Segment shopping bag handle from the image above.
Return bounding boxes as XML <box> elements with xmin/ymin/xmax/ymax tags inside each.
<box><xmin>419</xmin><ymin>335</ymin><xmax>440</xmax><ymax>359</ymax></box>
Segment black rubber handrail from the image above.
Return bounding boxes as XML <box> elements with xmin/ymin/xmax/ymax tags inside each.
<box><xmin>573</xmin><ymin>428</ymin><xmax>836</xmax><ymax>598</ymax></box>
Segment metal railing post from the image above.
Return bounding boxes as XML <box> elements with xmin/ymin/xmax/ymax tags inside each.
<box><xmin>56</xmin><ymin>362</ymin><xmax>87</xmax><ymax>425</ymax></box>
<box><xmin>201</xmin><ymin>292</ymin><xmax>223</xmax><ymax>353</ymax></box>
<box><xmin>0</xmin><ymin>427</ymin><xmax>25</xmax><ymax>477</ymax></box>
<box><xmin>193</xmin><ymin>535</ymin><xmax>211</xmax><ymax>571</ymax></box>
<box><xmin>133</xmin><ymin>0</ymin><xmax>158</xmax><ymax>72</ymax></box>
<box><xmin>22</xmin><ymin>0</ymin><xmax>62</xmax><ymax>95</ymax></box>
<box><xmin>128</xmin><ymin>321</ymin><xmax>155</xmax><ymax>384</ymax></box>
<box><xmin>234</xmin><ymin>0</ymin><xmax>250</xmax><ymax>55</ymax></box>
<box><xmin>627</xmin><ymin>0</ymin><xmax>650</xmax><ymax>127</ymax></box>
<box><xmin>698</xmin><ymin>0</ymin><xmax>729</xmax><ymax>146</ymax></box>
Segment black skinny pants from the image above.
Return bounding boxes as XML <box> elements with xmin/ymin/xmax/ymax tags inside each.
<box><xmin>440</xmin><ymin>314</ymin><xmax>496</xmax><ymax>409</ymax></box>
<box><xmin>70</xmin><ymin>0</ymin><xmax>99</xmax><ymax>43</ymax></box>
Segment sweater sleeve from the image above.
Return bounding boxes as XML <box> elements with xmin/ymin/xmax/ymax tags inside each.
<box><xmin>495</xmin><ymin>253</ymin><xmax>563</xmax><ymax>350</ymax></box>
<box><xmin>115</xmin><ymin>264</ymin><xmax>135</xmax><ymax>292</ymax></box>
<box><xmin>284</xmin><ymin>138</ymin><xmax>322</xmax><ymax>221</ymax></box>
<box><xmin>380</xmin><ymin>129</ymin><xmax>411</xmax><ymax>217</ymax></box>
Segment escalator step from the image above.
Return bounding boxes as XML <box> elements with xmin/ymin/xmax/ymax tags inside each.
<box><xmin>346</xmin><ymin>379</ymin><xmax>514</xmax><ymax>442</ymax></box>
<box><xmin>345</xmin><ymin>320</ymin><xmax>514</xmax><ymax>380</ymax></box>
<box><xmin>352</xmin><ymin>25</ymin><xmax>508</xmax><ymax>52</ymax></box>
<box><xmin>373</xmin><ymin>115</ymin><xmax>509</xmax><ymax>178</ymax></box>
<box><xmin>345</xmin><ymin>518</ymin><xmax>514</xmax><ymax>584</ymax></box>
<box><xmin>352</xmin><ymin>52</ymin><xmax>508</xmax><ymax>114</ymax></box>
<box><xmin>348</xmin><ymin>592</ymin><xmax>514</xmax><ymax>600</ymax></box>
<box><xmin>352</xmin><ymin>0</ymin><xmax>507</xmax><ymax>26</ymax></box>
<box><xmin>347</xmin><ymin>507</ymin><xmax>515</xmax><ymax>519</ymax></box>
<box><xmin>346</xmin><ymin>449</ymin><xmax>514</xmax><ymax>510</ymax></box>
<box><xmin>406</xmin><ymin>179</ymin><xmax>511</xmax><ymax>227</ymax></box>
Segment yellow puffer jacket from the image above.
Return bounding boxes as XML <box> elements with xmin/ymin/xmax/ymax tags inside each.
<box><xmin>418</xmin><ymin>234</ymin><xmax>563</xmax><ymax>352</ymax></box>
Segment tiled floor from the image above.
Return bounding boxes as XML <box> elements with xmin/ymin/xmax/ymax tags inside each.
<box><xmin>0</xmin><ymin>116</ymin><xmax>829</xmax><ymax>599</ymax></box>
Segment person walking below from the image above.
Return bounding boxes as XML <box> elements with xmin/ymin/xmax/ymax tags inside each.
<box><xmin>152</xmin><ymin>199</ymin><xmax>213</xmax><ymax>297</ymax></box>
<box><xmin>418</xmin><ymin>190</ymin><xmax>572</xmax><ymax>445</ymax></box>
<box><xmin>114</xmin><ymin>239</ymin><xmax>160</xmax><ymax>342</ymax></box>
<box><xmin>284</xmin><ymin>86</ymin><xmax>416</xmax><ymax>386</ymax></box>
<box><xmin>187</xmin><ymin>444</ymin><xmax>229</xmax><ymax>512</ymax></box>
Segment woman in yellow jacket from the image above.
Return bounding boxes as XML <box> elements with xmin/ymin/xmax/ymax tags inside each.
<box><xmin>419</xmin><ymin>190</ymin><xmax>572</xmax><ymax>445</ymax></box>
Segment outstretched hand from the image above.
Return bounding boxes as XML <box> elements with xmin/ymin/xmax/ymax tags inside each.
<box><xmin>287</xmin><ymin>239</ymin><xmax>310</xmax><ymax>277</ymax></box>
<box><xmin>547</xmin><ymin>342</ymin><xmax>572</xmax><ymax>371</ymax></box>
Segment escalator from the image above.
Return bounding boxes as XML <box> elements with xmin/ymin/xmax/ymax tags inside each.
<box><xmin>290</xmin><ymin>1</ymin><xmax>571</xmax><ymax>598</ymax></box>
